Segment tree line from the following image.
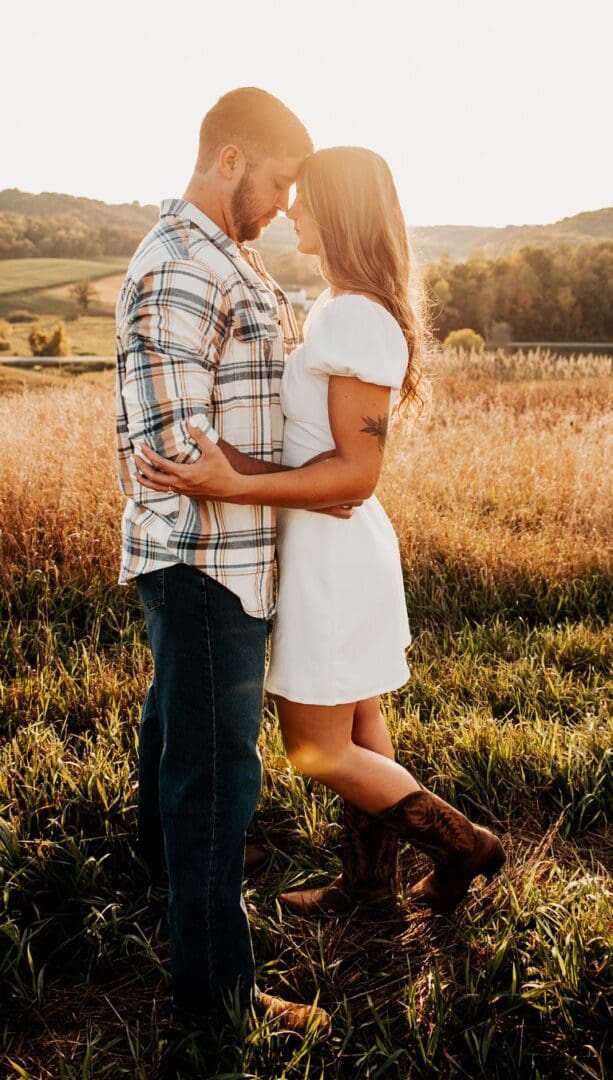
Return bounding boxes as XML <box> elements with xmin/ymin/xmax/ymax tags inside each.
<box><xmin>1</xmin><ymin>204</ymin><xmax>612</xmax><ymax>342</ymax></box>
<box><xmin>424</xmin><ymin>242</ymin><xmax>613</xmax><ymax>342</ymax></box>
<box><xmin>0</xmin><ymin>213</ymin><xmax>145</xmax><ymax>258</ymax></box>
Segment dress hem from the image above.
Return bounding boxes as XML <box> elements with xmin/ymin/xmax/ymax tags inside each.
<box><xmin>264</xmin><ymin>667</ymin><xmax>411</xmax><ymax>707</ymax></box>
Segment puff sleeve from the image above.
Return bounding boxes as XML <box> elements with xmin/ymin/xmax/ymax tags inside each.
<box><xmin>304</xmin><ymin>295</ymin><xmax>408</xmax><ymax>388</ymax></box>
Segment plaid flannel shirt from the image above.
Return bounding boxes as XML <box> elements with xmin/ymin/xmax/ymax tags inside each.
<box><xmin>116</xmin><ymin>199</ymin><xmax>298</xmax><ymax>618</ymax></box>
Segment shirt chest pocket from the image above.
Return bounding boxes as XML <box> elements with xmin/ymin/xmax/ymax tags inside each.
<box><xmin>232</xmin><ymin>304</ymin><xmax>279</xmax><ymax>344</ymax></box>
<box><xmin>222</xmin><ymin>306</ymin><xmax>282</xmax><ymax>392</ymax></box>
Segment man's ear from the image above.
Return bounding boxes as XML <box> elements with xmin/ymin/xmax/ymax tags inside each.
<box><xmin>218</xmin><ymin>144</ymin><xmax>243</xmax><ymax>180</ymax></box>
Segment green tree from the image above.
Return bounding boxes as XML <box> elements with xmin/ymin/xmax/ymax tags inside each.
<box><xmin>427</xmin><ymin>241</ymin><xmax>613</xmax><ymax>343</ymax></box>
<box><xmin>444</xmin><ymin>328</ymin><xmax>484</xmax><ymax>352</ymax></box>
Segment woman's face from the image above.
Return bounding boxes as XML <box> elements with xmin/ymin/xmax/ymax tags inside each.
<box><xmin>286</xmin><ymin>190</ymin><xmax>320</xmax><ymax>256</ymax></box>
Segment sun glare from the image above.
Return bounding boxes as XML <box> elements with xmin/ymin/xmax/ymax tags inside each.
<box><xmin>2</xmin><ymin>0</ymin><xmax>612</xmax><ymax>226</ymax></box>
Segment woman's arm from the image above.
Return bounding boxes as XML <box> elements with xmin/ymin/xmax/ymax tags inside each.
<box><xmin>216</xmin><ymin>440</ymin><xmax>354</xmax><ymax>516</ymax></box>
<box><xmin>135</xmin><ymin>376</ymin><xmax>391</xmax><ymax>509</ymax></box>
<box><xmin>216</xmin><ymin>439</ymin><xmax>292</xmax><ymax>475</ymax></box>
<box><xmin>217</xmin><ymin>441</ymin><xmax>336</xmax><ymax>475</ymax></box>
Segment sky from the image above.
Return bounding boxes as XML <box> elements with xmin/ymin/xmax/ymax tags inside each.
<box><xmin>3</xmin><ymin>0</ymin><xmax>612</xmax><ymax>228</ymax></box>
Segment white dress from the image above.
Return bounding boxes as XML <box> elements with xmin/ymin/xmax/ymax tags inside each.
<box><xmin>264</xmin><ymin>290</ymin><xmax>412</xmax><ymax>705</ymax></box>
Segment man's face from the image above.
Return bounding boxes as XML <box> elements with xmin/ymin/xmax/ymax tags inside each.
<box><xmin>231</xmin><ymin>155</ymin><xmax>304</xmax><ymax>243</ymax></box>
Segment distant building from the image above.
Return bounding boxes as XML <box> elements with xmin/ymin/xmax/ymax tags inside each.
<box><xmin>284</xmin><ymin>287</ymin><xmax>309</xmax><ymax>308</ymax></box>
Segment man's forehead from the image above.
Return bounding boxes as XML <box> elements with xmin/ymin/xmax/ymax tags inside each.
<box><xmin>262</xmin><ymin>155</ymin><xmax>305</xmax><ymax>181</ymax></box>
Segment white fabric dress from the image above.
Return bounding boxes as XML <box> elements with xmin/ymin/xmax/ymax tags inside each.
<box><xmin>264</xmin><ymin>290</ymin><xmax>412</xmax><ymax>705</ymax></box>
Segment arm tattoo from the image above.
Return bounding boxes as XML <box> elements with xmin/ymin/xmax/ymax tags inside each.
<box><xmin>360</xmin><ymin>414</ymin><xmax>388</xmax><ymax>452</ymax></box>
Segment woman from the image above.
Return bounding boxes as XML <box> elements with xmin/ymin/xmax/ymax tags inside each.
<box><xmin>135</xmin><ymin>147</ymin><xmax>504</xmax><ymax>915</ymax></box>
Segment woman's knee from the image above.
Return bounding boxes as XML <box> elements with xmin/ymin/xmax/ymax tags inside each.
<box><xmin>285</xmin><ymin>739</ymin><xmax>329</xmax><ymax>779</ymax></box>
<box><xmin>277</xmin><ymin>698</ymin><xmax>355</xmax><ymax>779</ymax></box>
<box><xmin>286</xmin><ymin>737</ymin><xmax>350</xmax><ymax>782</ymax></box>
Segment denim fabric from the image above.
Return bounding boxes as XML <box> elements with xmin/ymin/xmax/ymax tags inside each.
<box><xmin>135</xmin><ymin>562</ymin><xmax>267</xmax><ymax>1022</ymax></box>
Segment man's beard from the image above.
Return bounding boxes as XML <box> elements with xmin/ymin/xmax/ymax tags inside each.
<box><xmin>231</xmin><ymin>168</ymin><xmax>267</xmax><ymax>243</ymax></box>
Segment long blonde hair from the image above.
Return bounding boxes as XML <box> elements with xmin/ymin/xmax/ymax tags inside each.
<box><xmin>299</xmin><ymin>147</ymin><xmax>427</xmax><ymax>415</ymax></box>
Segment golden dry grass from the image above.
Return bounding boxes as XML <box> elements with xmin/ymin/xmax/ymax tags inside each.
<box><xmin>383</xmin><ymin>380</ymin><xmax>611</xmax><ymax>586</ymax></box>
<box><xmin>0</xmin><ymin>377</ymin><xmax>120</xmax><ymax>581</ymax></box>
<box><xmin>3</xmin><ymin>358</ymin><xmax>608</xmax><ymax>591</ymax></box>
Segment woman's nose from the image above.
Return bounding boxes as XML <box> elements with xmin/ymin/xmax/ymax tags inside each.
<box><xmin>286</xmin><ymin>199</ymin><xmax>297</xmax><ymax>220</ymax></box>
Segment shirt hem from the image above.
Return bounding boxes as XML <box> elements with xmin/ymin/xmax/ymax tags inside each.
<box><xmin>118</xmin><ymin>560</ymin><xmax>274</xmax><ymax>620</ymax></box>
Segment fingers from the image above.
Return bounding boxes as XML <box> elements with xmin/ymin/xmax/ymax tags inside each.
<box><xmin>133</xmin><ymin>453</ymin><xmax>163</xmax><ymax>482</ymax></box>
<box><xmin>187</xmin><ymin>424</ymin><xmax>224</xmax><ymax>462</ymax></box>
<box><xmin>133</xmin><ymin>460</ymin><xmax>174</xmax><ymax>492</ymax></box>
<box><xmin>133</xmin><ymin>453</ymin><xmax>182</xmax><ymax>493</ymax></box>
<box><xmin>186</xmin><ymin>421</ymin><xmax>214</xmax><ymax>447</ymax></box>
<box><xmin>136</xmin><ymin>474</ymin><xmax>175</xmax><ymax>493</ymax></box>
<box><xmin>131</xmin><ymin>430</ymin><xmax>213</xmax><ymax>497</ymax></box>
<box><xmin>135</xmin><ymin>443</ymin><xmax>178</xmax><ymax>477</ymax></box>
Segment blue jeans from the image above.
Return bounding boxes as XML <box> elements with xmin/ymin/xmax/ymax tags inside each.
<box><xmin>135</xmin><ymin>562</ymin><xmax>267</xmax><ymax>1023</ymax></box>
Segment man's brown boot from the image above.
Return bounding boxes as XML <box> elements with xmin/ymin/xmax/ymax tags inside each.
<box><xmin>256</xmin><ymin>991</ymin><xmax>331</xmax><ymax>1035</ymax></box>
<box><xmin>376</xmin><ymin>788</ymin><xmax>505</xmax><ymax>911</ymax></box>
<box><xmin>279</xmin><ymin>802</ymin><xmax>400</xmax><ymax>917</ymax></box>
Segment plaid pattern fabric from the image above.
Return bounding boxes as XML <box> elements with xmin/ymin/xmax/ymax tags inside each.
<box><xmin>116</xmin><ymin>199</ymin><xmax>299</xmax><ymax>618</ymax></box>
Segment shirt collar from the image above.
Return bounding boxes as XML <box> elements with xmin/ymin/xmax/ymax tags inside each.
<box><xmin>159</xmin><ymin>198</ymin><xmax>239</xmax><ymax>257</ymax></box>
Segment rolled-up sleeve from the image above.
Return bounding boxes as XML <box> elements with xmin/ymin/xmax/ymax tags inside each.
<box><xmin>122</xmin><ymin>260</ymin><xmax>228</xmax><ymax>463</ymax></box>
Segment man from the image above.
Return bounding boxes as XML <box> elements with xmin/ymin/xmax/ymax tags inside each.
<box><xmin>115</xmin><ymin>87</ymin><xmax>329</xmax><ymax>1034</ymax></box>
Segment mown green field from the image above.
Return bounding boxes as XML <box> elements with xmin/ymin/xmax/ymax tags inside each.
<box><xmin>0</xmin><ymin>354</ymin><xmax>610</xmax><ymax>1079</ymax></box>
<box><xmin>0</xmin><ymin>258</ymin><xmax>127</xmax><ymax>296</ymax></box>
<box><xmin>0</xmin><ymin>259</ymin><xmax>127</xmax><ymax>321</ymax></box>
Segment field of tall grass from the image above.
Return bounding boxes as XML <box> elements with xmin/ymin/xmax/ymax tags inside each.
<box><xmin>0</xmin><ymin>350</ymin><xmax>611</xmax><ymax>1078</ymax></box>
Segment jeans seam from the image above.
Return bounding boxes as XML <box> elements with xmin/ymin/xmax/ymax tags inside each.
<box><xmin>201</xmin><ymin>571</ymin><xmax>218</xmax><ymax>1005</ymax></box>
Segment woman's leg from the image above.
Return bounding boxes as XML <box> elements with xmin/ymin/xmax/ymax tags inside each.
<box><xmin>275</xmin><ymin>696</ymin><xmax>420</xmax><ymax>815</ymax></box>
<box><xmin>352</xmin><ymin>695</ymin><xmax>395</xmax><ymax>760</ymax></box>
<box><xmin>278</xmin><ymin>694</ymin><xmax>402</xmax><ymax>916</ymax></box>
<box><xmin>276</xmin><ymin>695</ymin><xmax>505</xmax><ymax>911</ymax></box>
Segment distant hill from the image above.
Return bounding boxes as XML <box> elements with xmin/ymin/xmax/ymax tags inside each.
<box><xmin>0</xmin><ymin>190</ymin><xmax>158</xmax><ymax>259</ymax></box>
<box><xmin>256</xmin><ymin>208</ymin><xmax>613</xmax><ymax>263</ymax></box>
<box><xmin>408</xmin><ymin>208</ymin><xmax>613</xmax><ymax>262</ymax></box>
<box><xmin>1</xmin><ymin>189</ymin><xmax>611</xmax><ymax>264</ymax></box>
<box><xmin>0</xmin><ymin>189</ymin><xmax>158</xmax><ymax>230</ymax></box>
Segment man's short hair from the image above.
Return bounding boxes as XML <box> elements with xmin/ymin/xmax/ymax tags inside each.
<box><xmin>197</xmin><ymin>87</ymin><xmax>313</xmax><ymax>169</ymax></box>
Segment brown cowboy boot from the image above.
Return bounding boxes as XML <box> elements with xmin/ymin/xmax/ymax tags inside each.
<box><xmin>279</xmin><ymin>801</ymin><xmax>400</xmax><ymax>917</ymax></box>
<box><xmin>376</xmin><ymin>788</ymin><xmax>505</xmax><ymax>911</ymax></box>
<box><xmin>256</xmin><ymin>991</ymin><xmax>331</xmax><ymax>1035</ymax></box>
